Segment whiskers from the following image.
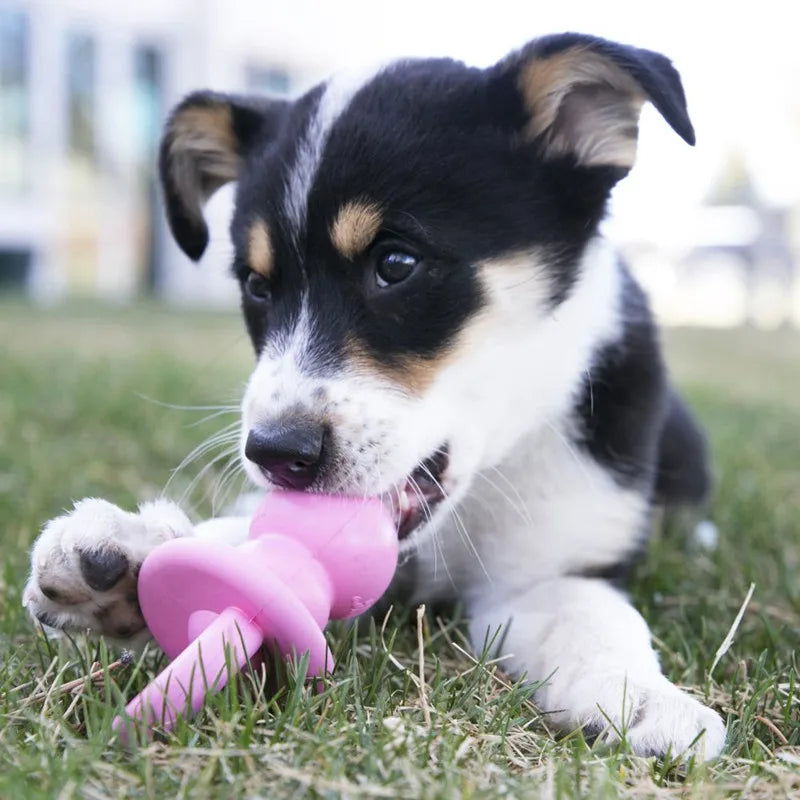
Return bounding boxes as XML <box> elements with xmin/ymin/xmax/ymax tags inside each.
<box><xmin>404</xmin><ymin>472</ymin><xmax>447</xmax><ymax>578</ymax></box>
<box><xmin>416</xmin><ymin>454</ymin><xmax>492</xmax><ymax>586</ymax></box>
<box><xmin>150</xmin><ymin>401</ymin><xmax>248</xmax><ymax>517</ymax></box>
<box><xmin>473</xmin><ymin>466</ymin><xmax>535</xmax><ymax>531</ymax></box>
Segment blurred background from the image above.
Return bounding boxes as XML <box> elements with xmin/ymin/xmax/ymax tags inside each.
<box><xmin>3</xmin><ymin>6</ymin><xmax>800</xmax><ymax>791</ymax></box>
<box><xmin>1</xmin><ymin>0</ymin><xmax>798</xmax><ymax>326</ymax></box>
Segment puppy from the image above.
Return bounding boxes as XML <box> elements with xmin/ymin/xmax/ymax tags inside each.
<box><xmin>25</xmin><ymin>33</ymin><xmax>725</xmax><ymax>759</ymax></box>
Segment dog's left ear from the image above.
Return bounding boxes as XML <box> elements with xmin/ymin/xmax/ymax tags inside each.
<box><xmin>489</xmin><ymin>33</ymin><xmax>694</xmax><ymax>171</ymax></box>
<box><xmin>159</xmin><ymin>91</ymin><xmax>289</xmax><ymax>261</ymax></box>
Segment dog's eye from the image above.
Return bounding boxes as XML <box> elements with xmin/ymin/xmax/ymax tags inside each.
<box><xmin>245</xmin><ymin>271</ymin><xmax>270</xmax><ymax>300</ymax></box>
<box><xmin>375</xmin><ymin>251</ymin><xmax>419</xmax><ymax>287</ymax></box>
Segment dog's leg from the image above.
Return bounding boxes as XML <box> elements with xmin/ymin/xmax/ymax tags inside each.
<box><xmin>469</xmin><ymin>576</ymin><xmax>725</xmax><ymax>760</ymax></box>
<box><xmin>23</xmin><ymin>498</ymin><xmax>250</xmax><ymax>645</ymax></box>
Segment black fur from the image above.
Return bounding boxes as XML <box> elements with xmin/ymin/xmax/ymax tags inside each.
<box><xmin>654</xmin><ymin>392</ymin><xmax>712</xmax><ymax>506</ymax></box>
<box><xmin>570</xmin><ymin>264</ymin><xmax>710</xmax><ymax>580</ymax></box>
<box><xmin>573</xmin><ymin>265</ymin><xmax>710</xmax><ymax>507</ymax></box>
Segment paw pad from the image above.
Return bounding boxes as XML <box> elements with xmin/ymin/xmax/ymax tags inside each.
<box><xmin>79</xmin><ymin>547</ymin><xmax>129</xmax><ymax>591</ymax></box>
<box><xmin>39</xmin><ymin>585</ymin><xmax>61</xmax><ymax>601</ymax></box>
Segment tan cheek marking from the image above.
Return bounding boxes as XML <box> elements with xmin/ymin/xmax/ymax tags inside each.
<box><xmin>248</xmin><ymin>219</ymin><xmax>273</xmax><ymax>276</ymax></box>
<box><xmin>344</xmin><ymin>256</ymin><xmax>538</xmax><ymax>396</ymax></box>
<box><xmin>346</xmin><ymin>340</ymin><xmax>448</xmax><ymax>397</ymax></box>
<box><xmin>331</xmin><ymin>200</ymin><xmax>383</xmax><ymax>260</ymax></box>
<box><xmin>477</xmin><ymin>251</ymin><xmax>548</xmax><ymax>297</ymax></box>
<box><xmin>345</xmin><ymin>254</ymin><xmax>544</xmax><ymax>396</ymax></box>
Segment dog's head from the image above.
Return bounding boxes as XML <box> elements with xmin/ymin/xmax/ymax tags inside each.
<box><xmin>159</xmin><ymin>33</ymin><xmax>693</xmax><ymax>547</ymax></box>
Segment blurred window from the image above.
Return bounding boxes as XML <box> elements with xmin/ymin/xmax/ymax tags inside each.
<box><xmin>0</xmin><ymin>7</ymin><xmax>30</xmax><ymax>194</ymax></box>
<box><xmin>66</xmin><ymin>30</ymin><xmax>96</xmax><ymax>161</ymax></box>
<box><xmin>133</xmin><ymin>44</ymin><xmax>165</xmax><ymax>292</ymax></box>
<box><xmin>246</xmin><ymin>65</ymin><xmax>291</xmax><ymax>96</ymax></box>
<box><xmin>133</xmin><ymin>45</ymin><xmax>164</xmax><ymax>162</ymax></box>
<box><xmin>0</xmin><ymin>248</ymin><xmax>31</xmax><ymax>289</ymax></box>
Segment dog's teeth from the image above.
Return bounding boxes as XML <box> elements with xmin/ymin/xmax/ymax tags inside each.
<box><xmin>398</xmin><ymin>490</ymin><xmax>411</xmax><ymax>513</ymax></box>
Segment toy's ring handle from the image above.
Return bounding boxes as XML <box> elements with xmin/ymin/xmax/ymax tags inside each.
<box><xmin>113</xmin><ymin>607</ymin><xmax>262</xmax><ymax>745</ymax></box>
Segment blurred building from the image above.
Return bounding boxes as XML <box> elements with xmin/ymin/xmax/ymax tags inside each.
<box><xmin>617</xmin><ymin>150</ymin><xmax>800</xmax><ymax>330</ymax></box>
<box><xmin>0</xmin><ymin>0</ymin><xmax>323</xmax><ymax>305</ymax></box>
<box><xmin>1</xmin><ymin>0</ymin><xmax>799</xmax><ymax>324</ymax></box>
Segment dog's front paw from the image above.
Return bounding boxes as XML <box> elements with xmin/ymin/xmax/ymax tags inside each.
<box><xmin>570</xmin><ymin>676</ymin><xmax>725</xmax><ymax>761</ymax></box>
<box><xmin>24</xmin><ymin>498</ymin><xmax>193</xmax><ymax>643</ymax></box>
<box><xmin>618</xmin><ymin>683</ymin><xmax>725</xmax><ymax>762</ymax></box>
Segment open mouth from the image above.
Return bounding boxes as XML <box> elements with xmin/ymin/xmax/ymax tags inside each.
<box><xmin>388</xmin><ymin>445</ymin><xmax>450</xmax><ymax>541</ymax></box>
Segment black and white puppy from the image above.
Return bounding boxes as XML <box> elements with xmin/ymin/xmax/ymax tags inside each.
<box><xmin>25</xmin><ymin>33</ymin><xmax>725</xmax><ymax>759</ymax></box>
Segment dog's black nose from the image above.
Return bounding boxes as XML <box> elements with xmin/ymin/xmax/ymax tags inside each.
<box><xmin>245</xmin><ymin>418</ymin><xmax>326</xmax><ymax>490</ymax></box>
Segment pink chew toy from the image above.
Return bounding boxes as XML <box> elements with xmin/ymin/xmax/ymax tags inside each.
<box><xmin>111</xmin><ymin>491</ymin><xmax>397</xmax><ymax>743</ymax></box>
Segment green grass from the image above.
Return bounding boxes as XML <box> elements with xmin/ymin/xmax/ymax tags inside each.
<box><xmin>1</xmin><ymin>300</ymin><xmax>798</xmax><ymax>798</ymax></box>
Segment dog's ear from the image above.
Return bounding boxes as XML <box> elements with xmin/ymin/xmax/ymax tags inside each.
<box><xmin>159</xmin><ymin>91</ymin><xmax>288</xmax><ymax>260</ymax></box>
<box><xmin>489</xmin><ymin>33</ymin><xmax>694</xmax><ymax>171</ymax></box>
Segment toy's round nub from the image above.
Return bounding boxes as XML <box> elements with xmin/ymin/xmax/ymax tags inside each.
<box><xmin>112</xmin><ymin>492</ymin><xmax>397</xmax><ymax>743</ymax></box>
<box><xmin>248</xmin><ymin>491</ymin><xmax>399</xmax><ymax>618</ymax></box>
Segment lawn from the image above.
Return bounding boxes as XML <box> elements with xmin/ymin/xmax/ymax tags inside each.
<box><xmin>1</xmin><ymin>300</ymin><xmax>798</xmax><ymax>799</ymax></box>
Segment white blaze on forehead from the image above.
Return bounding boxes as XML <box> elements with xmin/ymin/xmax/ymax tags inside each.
<box><xmin>263</xmin><ymin>294</ymin><xmax>314</xmax><ymax>365</ymax></box>
<box><xmin>285</xmin><ymin>63</ymin><xmax>388</xmax><ymax>239</ymax></box>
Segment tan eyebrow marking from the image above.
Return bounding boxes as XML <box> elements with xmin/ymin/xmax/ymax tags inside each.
<box><xmin>330</xmin><ymin>200</ymin><xmax>383</xmax><ymax>260</ymax></box>
<box><xmin>247</xmin><ymin>219</ymin><xmax>273</xmax><ymax>276</ymax></box>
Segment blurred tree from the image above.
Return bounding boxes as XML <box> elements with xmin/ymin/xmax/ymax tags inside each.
<box><xmin>705</xmin><ymin>150</ymin><xmax>760</xmax><ymax>207</ymax></box>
